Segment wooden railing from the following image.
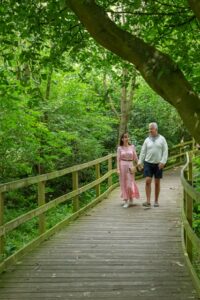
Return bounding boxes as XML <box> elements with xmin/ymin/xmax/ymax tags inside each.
<box><xmin>180</xmin><ymin>150</ymin><xmax>200</xmax><ymax>296</ymax></box>
<box><xmin>0</xmin><ymin>139</ymin><xmax>194</xmax><ymax>273</ymax></box>
<box><xmin>0</xmin><ymin>154</ymin><xmax>117</xmax><ymax>273</ymax></box>
<box><xmin>165</xmin><ymin>139</ymin><xmax>195</xmax><ymax>169</ymax></box>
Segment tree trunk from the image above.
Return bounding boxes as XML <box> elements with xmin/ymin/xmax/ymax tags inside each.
<box><xmin>118</xmin><ymin>68</ymin><xmax>136</xmax><ymax>139</ymax></box>
<box><xmin>37</xmin><ymin>67</ymin><xmax>53</xmax><ymax>174</ymax></box>
<box><xmin>66</xmin><ymin>0</ymin><xmax>200</xmax><ymax>142</ymax></box>
<box><xmin>43</xmin><ymin>66</ymin><xmax>53</xmax><ymax>123</ymax></box>
<box><xmin>103</xmin><ymin>69</ymin><xmax>136</xmax><ymax>143</ymax></box>
<box><xmin>188</xmin><ymin>0</ymin><xmax>200</xmax><ymax>21</ymax></box>
<box><xmin>103</xmin><ymin>73</ymin><xmax>119</xmax><ymax>119</ymax></box>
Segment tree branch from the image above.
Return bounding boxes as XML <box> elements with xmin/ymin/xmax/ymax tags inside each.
<box><xmin>166</xmin><ymin>16</ymin><xmax>195</xmax><ymax>28</ymax></box>
<box><xmin>66</xmin><ymin>0</ymin><xmax>200</xmax><ymax>141</ymax></box>
<box><xmin>106</xmin><ymin>10</ymin><xmax>189</xmax><ymax>16</ymax></box>
<box><xmin>154</xmin><ymin>0</ymin><xmax>189</xmax><ymax>10</ymax></box>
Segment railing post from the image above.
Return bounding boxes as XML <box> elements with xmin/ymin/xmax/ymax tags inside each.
<box><xmin>186</xmin><ymin>192</ymin><xmax>193</xmax><ymax>261</ymax></box>
<box><xmin>183</xmin><ymin>169</ymin><xmax>187</xmax><ymax>244</ymax></box>
<box><xmin>179</xmin><ymin>140</ymin><xmax>184</xmax><ymax>163</ymax></box>
<box><xmin>183</xmin><ymin>189</ymin><xmax>186</xmax><ymax>213</ymax></box>
<box><xmin>179</xmin><ymin>146</ymin><xmax>183</xmax><ymax>163</ymax></box>
<box><xmin>0</xmin><ymin>192</ymin><xmax>4</xmax><ymax>259</ymax></box>
<box><xmin>38</xmin><ymin>181</ymin><xmax>46</xmax><ymax>235</ymax></box>
<box><xmin>183</xmin><ymin>189</ymin><xmax>187</xmax><ymax>244</ymax></box>
<box><xmin>185</xmin><ymin>152</ymin><xmax>193</xmax><ymax>261</ymax></box>
<box><xmin>188</xmin><ymin>152</ymin><xmax>193</xmax><ymax>186</ymax></box>
<box><xmin>72</xmin><ymin>171</ymin><xmax>79</xmax><ymax>212</ymax></box>
<box><xmin>108</xmin><ymin>157</ymin><xmax>112</xmax><ymax>188</ymax></box>
<box><xmin>95</xmin><ymin>163</ymin><xmax>100</xmax><ymax>197</ymax></box>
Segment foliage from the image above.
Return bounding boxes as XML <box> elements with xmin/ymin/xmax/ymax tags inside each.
<box><xmin>96</xmin><ymin>0</ymin><xmax>200</xmax><ymax>93</ymax></box>
<box><xmin>1</xmin><ymin>0</ymin><xmax>197</xmax><ymax>263</ymax></box>
<box><xmin>129</xmin><ymin>79</ymin><xmax>191</xmax><ymax>150</ymax></box>
<box><xmin>0</xmin><ymin>64</ymin><xmax>117</xmax><ymax>182</ymax></box>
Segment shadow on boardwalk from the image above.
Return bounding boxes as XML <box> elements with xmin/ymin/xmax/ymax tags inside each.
<box><xmin>0</xmin><ymin>167</ymin><xmax>199</xmax><ymax>300</ymax></box>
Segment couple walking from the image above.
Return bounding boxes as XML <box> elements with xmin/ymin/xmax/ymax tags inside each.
<box><xmin>117</xmin><ymin>122</ymin><xmax>168</xmax><ymax>208</ymax></box>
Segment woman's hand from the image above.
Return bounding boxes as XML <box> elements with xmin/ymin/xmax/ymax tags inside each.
<box><xmin>137</xmin><ymin>163</ymin><xmax>143</xmax><ymax>171</ymax></box>
<box><xmin>158</xmin><ymin>163</ymin><xmax>165</xmax><ymax>169</ymax></box>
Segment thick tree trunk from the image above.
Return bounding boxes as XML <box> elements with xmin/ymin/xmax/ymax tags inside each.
<box><xmin>66</xmin><ymin>0</ymin><xmax>200</xmax><ymax>142</ymax></box>
<box><xmin>188</xmin><ymin>0</ymin><xmax>200</xmax><ymax>21</ymax></box>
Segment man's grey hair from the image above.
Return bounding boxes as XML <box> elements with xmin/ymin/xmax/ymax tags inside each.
<box><xmin>149</xmin><ymin>122</ymin><xmax>158</xmax><ymax>130</ymax></box>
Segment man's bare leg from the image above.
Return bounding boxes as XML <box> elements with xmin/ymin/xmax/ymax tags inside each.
<box><xmin>155</xmin><ymin>178</ymin><xmax>160</xmax><ymax>204</ymax></box>
<box><xmin>145</xmin><ymin>177</ymin><xmax>152</xmax><ymax>204</ymax></box>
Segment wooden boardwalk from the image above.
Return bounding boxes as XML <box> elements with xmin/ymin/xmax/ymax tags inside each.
<box><xmin>0</xmin><ymin>167</ymin><xmax>199</xmax><ymax>300</ymax></box>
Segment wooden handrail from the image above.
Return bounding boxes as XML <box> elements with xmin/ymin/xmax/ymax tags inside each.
<box><xmin>180</xmin><ymin>150</ymin><xmax>200</xmax><ymax>296</ymax></box>
<box><xmin>171</xmin><ymin>140</ymin><xmax>193</xmax><ymax>149</ymax></box>
<box><xmin>0</xmin><ymin>140</ymin><xmax>194</xmax><ymax>273</ymax></box>
<box><xmin>0</xmin><ymin>154</ymin><xmax>113</xmax><ymax>193</ymax></box>
<box><xmin>181</xmin><ymin>152</ymin><xmax>200</xmax><ymax>203</ymax></box>
<box><xmin>0</xmin><ymin>170</ymin><xmax>115</xmax><ymax>237</ymax></box>
<box><xmin>0</xmin><ymin>153</ymin><xmax>117</xmax><ymax>272</ymax></box>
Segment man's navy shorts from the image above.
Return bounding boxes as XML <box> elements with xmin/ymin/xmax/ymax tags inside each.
<box><xmin>144</xmin><ymin>161</ymin><xmax>163</xmax><ymax>179</ymax></box>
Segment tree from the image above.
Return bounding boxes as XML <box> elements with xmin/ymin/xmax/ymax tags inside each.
<box><xmin>66</xmin><ymin>0</ymin><xmax>200</xmax><ymax>142</ymax></box>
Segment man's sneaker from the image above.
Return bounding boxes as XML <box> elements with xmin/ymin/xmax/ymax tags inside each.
<box><xmin>123</xmin><ymin>202</ymin><xmax>130</xmax><ymax>208</ymax></box>
<box><xmin>154</xmin><ymin>202</ymin><xmax>159</xmax><ymax>207</ymax></box>
<box><xmin>142</xmin><ymin>201</ymin><xmax>151</xmax><ymax>207</ymax></box>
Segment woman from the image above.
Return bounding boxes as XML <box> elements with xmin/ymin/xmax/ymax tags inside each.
<box><xmin>117</xmin><ymin>132</ymin><xmax>140</xmax><ymax>208</ymax></box>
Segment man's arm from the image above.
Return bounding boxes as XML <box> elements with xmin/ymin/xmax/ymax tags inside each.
<box><xmin>160</xmin><ymin>137</ymin><xmax>168</xmax><ymax>165</ymax></box>
<box><xmin>138</xmin><ymin>140</ymin><xmax>147</xmax><ymax>166</ymax></box>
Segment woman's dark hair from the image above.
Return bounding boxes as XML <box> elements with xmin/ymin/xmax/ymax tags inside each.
<box><xmin>119</xmin><ymin>132</ymin><xmax>131</xmax><ymax>146</ymax></box>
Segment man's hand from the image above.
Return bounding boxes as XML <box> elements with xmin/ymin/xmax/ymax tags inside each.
<box><xmin>117</xmin><ymin>169</ymin><xmax>120</xmax><ymax>175</ymax></box>
<box><xmin>158</xmin><ymin>163</ymin><xmax>165</xmax><ymax>169</ymax></box>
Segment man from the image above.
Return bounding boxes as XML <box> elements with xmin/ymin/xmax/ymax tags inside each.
<box><xmin>138</xmin><ymin>122</ymin><xmax>168</xmax><ymax>207</ymax></box>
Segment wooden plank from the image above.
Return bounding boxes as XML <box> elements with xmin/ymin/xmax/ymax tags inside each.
<box><xmin>0</xmin><ymin>169</ymin><xmax>199</xmax><ymax>299</ymax></box>
<box><xmin>0</xmin><ymin>183</ymin><xmax>118</xmax><ymax>273</ymax></box>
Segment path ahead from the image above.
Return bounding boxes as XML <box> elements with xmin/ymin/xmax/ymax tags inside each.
<box><xmin>0</xmin><ymin>167</ymin><xmax>199</xmax><ymax>300</ymax></box>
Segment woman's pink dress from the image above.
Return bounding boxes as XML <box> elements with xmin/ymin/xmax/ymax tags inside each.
<box><xmin>117</xmin><ymin>145</ymin><xmax>140</xmax><ymax>200</ymax></box>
